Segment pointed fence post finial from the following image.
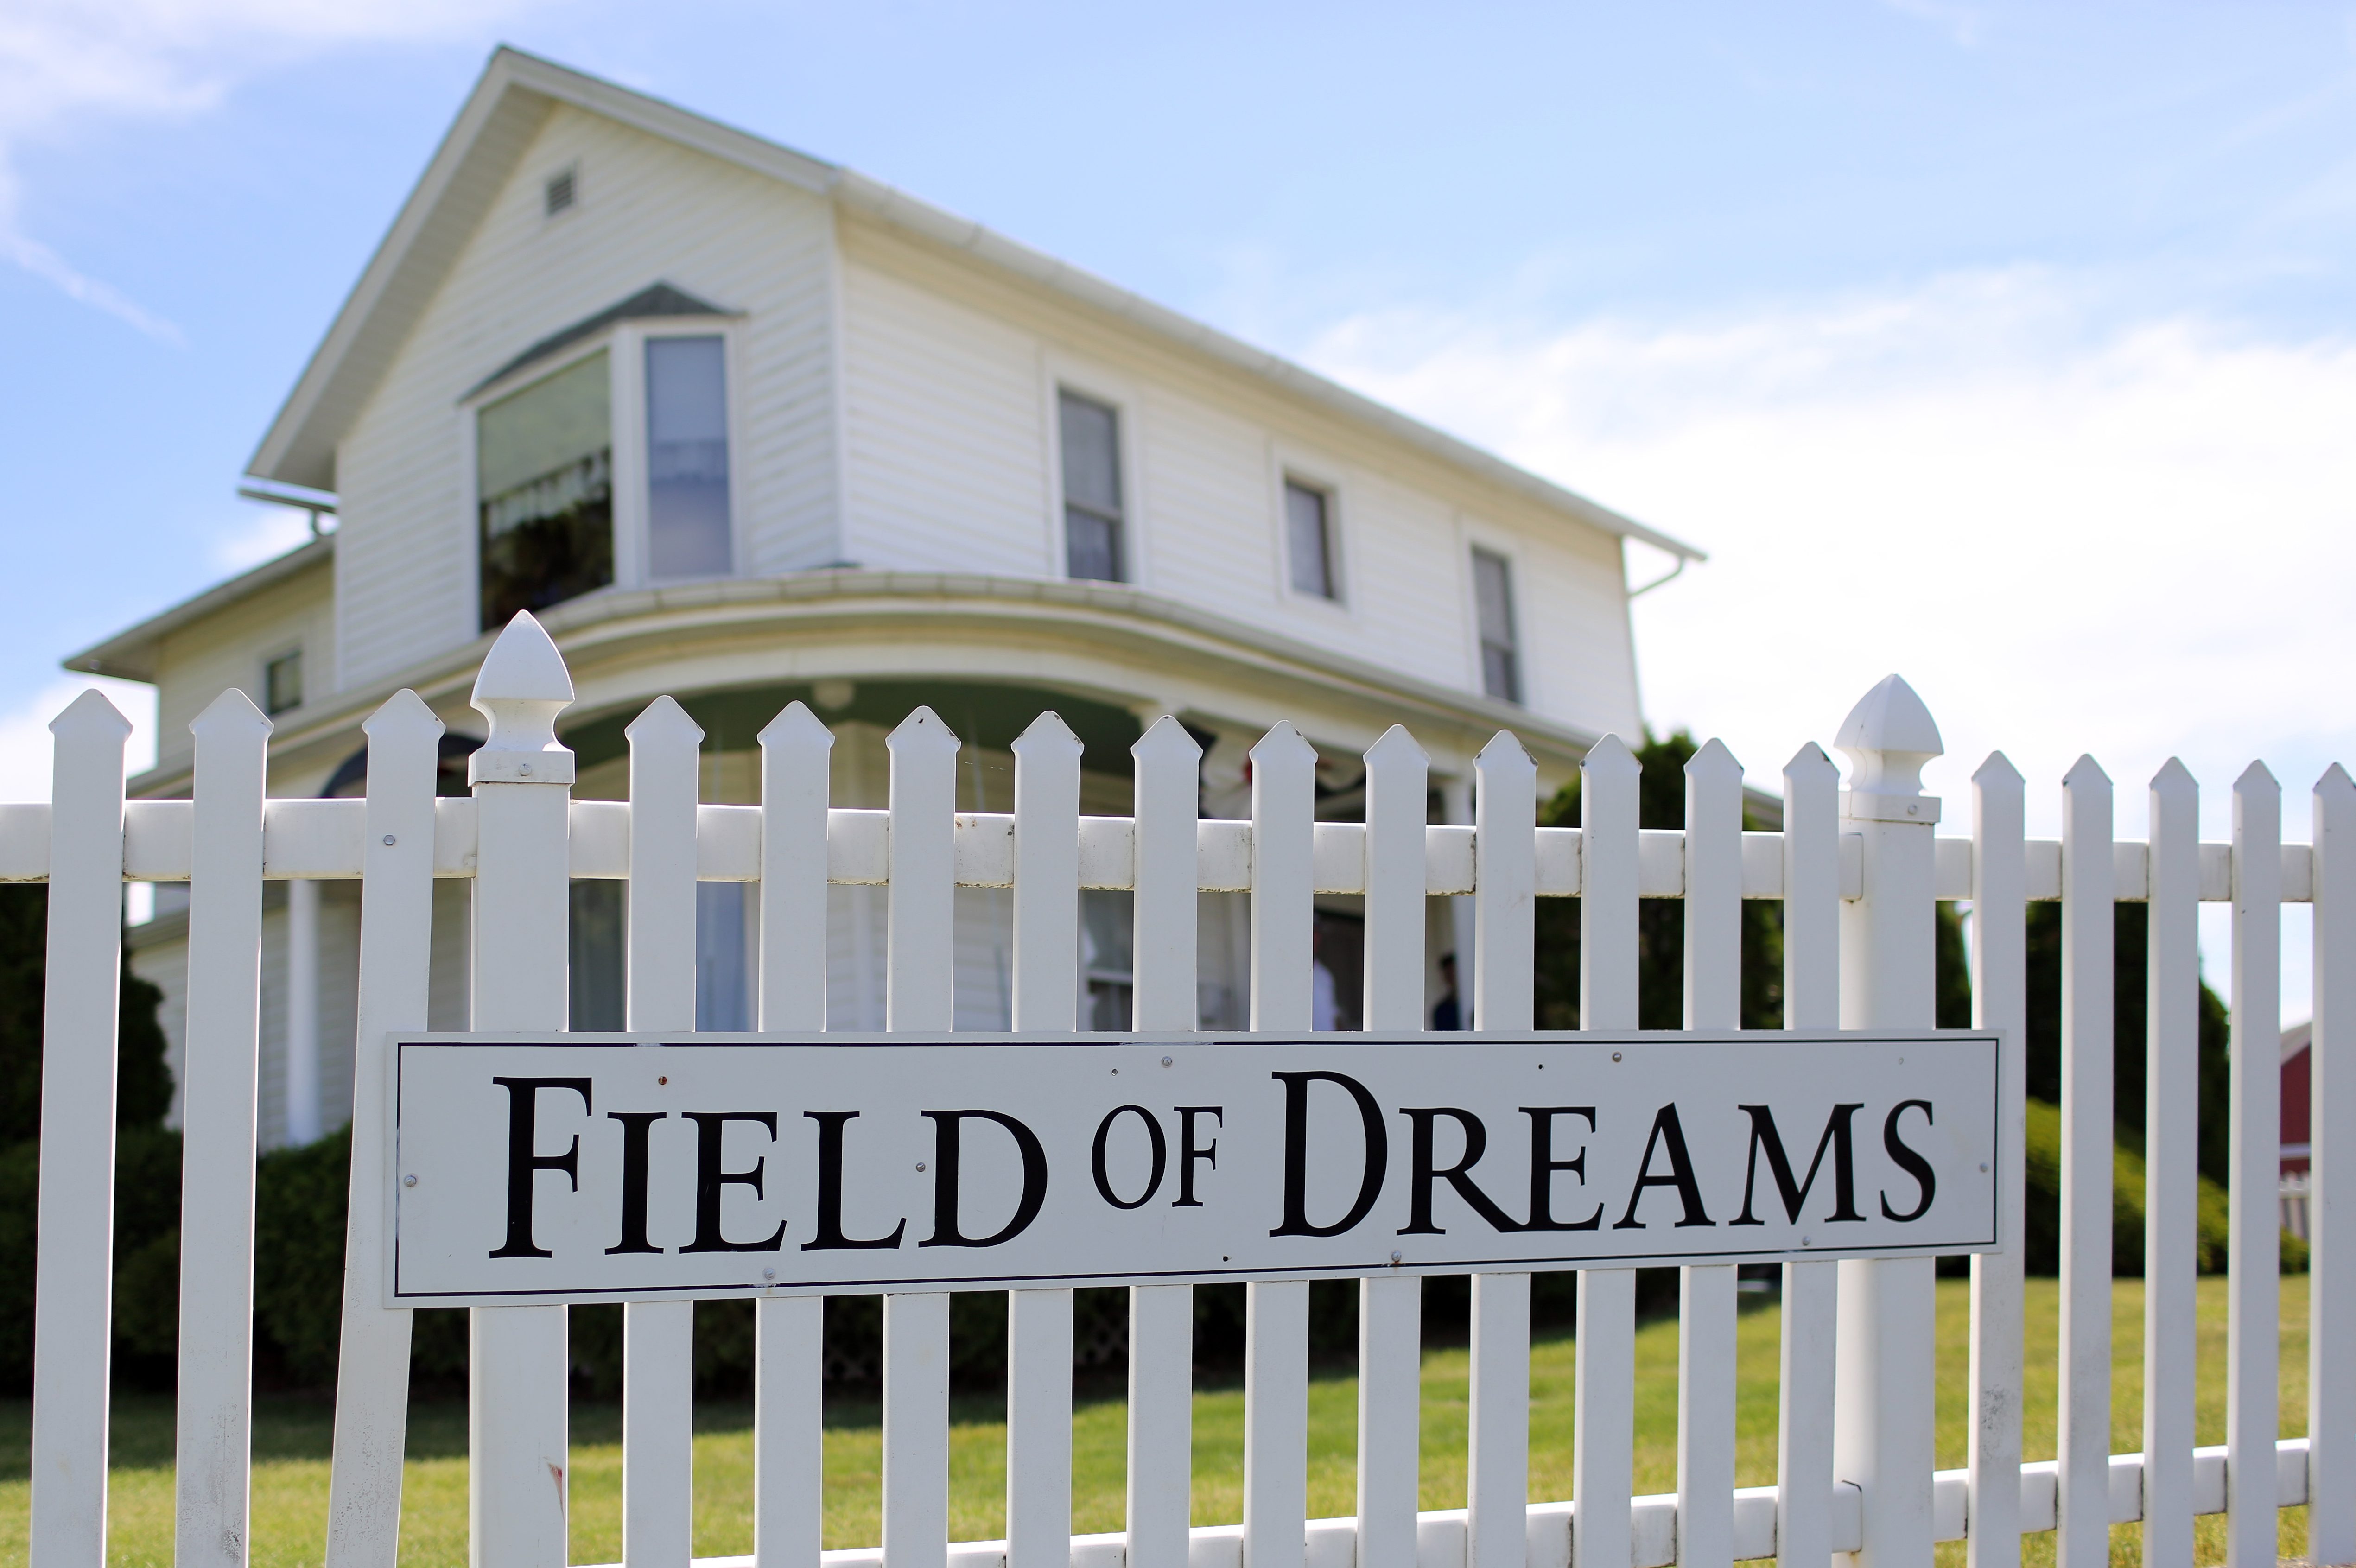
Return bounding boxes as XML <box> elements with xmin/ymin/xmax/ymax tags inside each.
<box><xmin>1835</xmin><ymin>673</ymin><xmax>1943</xmax><ymax>825</ymax></box>
<box><xmin>470</xmin><ymin>610</ymin><xmax>577</xmax><ymax>786</ymax></box>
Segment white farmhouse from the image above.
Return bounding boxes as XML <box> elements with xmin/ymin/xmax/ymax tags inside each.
<box><xmin>70</xmin><ymin>48</ymin><xmax>1705</xmax><ymax>1146</ymax></box>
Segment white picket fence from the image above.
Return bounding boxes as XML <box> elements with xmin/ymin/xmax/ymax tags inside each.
<box><xmin>17</xmin><ymin>610</ymin><xmax>2351</xmax><ymax>1568</ymax></box>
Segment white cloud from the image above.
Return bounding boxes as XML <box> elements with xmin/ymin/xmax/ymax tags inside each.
<box><xmin>0</xmin><ymin>0</ymin><xmax>537</xmax><ymax>336</ymax></box>
<box><xmin>1305</xmin><ymin>267</ymin><xmax>2356</xmax><ymax>1014</ymax></box>
<box><xmin>0</xmin><ymin>677</ymin><xmax>159</xmax><ymax>805</ymax></box>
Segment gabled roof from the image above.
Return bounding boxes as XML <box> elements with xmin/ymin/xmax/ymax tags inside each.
<box><xmin>248</xmin><ymin>46</ymin><xmax>1703</xmax><ymax>562</ymax></box>
<box><xmin>464</xmin><ymin>281</ymin><xmax>736</xmax><ymax>400</ymax></box>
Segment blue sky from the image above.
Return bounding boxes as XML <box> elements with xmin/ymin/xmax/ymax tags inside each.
<box><xmin>6</xmin><ymin>1</ymin><xmax>2356</xmax><ymax>999</ymax></box>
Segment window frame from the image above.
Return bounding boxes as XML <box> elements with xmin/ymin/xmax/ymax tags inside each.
<box><xmin>1271</xmin><ymin>450</ymin><xmax>1351</xmax><ymax>611</ymax></box>
<box><xmin>1462</xmin><ymin>532</ymin><xmax>1528</xmax><ymax>707</ymax></box>
<box><xmin>461</xmin><ymin>312</ymin><xmax>743</xmax><ymax>630</ymax></box>
<box><xmin>259</xmin><ymin>644</ymin><xmax>305</xmax><ymax>717</ymax></box>
<box><xmin>1043</xmin><ymin>360</ymin><xmax>1148</xmax><ymax>588</ymax></box>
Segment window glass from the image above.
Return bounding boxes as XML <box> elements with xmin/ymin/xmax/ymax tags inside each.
<box><xmin>1059</xmin><ymin>391</ymin><xmax>1124</xmax><ymax>582</ymax></box>
<box><xmin>1285</xmin><ymin>480</ymin><xmax>1335</xmax><ymax>598</ymax></box>
<box><xmin>478</xmin><ymin>350</ymin><xmax>613</xmax><ymax>628</ymax></box>
<box><xmin>1472</xmin><ymin>547</ymin><xmax>1521</xmax><ymax>703</ymax></box>
<box><xmin>263</xmin><ymin>650</ymin><xmax>303</xmax><ymax>716</ymax></box>
<box><xmin>646</xmin><ymin>335</ymin><xmax>732</xmax><ymax>579</ymax></box>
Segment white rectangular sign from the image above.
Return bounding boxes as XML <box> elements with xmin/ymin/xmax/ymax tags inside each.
<box><xmin>387</xmin><ymin>1031</ymin><xmax>2001</xmax><ymax>1306</ymax></box>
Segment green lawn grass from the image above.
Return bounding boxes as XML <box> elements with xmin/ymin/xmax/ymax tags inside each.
<box><xmin>0</xmin><ymin>1277</ymin><xmax>2312</xmax><ymax>1568</ymax></box>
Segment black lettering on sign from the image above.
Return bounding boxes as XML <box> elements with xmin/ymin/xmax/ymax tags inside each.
<box><xmin>801</xmin><ymin>1111</ymin><xmax>906</xmax><ymax>1251</ymax></box>
<box><xmin>489</xmin><ymin>1076</ymin><xmax>593</xmax><ymax>1260</ymax></box>
<box><xmin>1270</xmin><ymin>1071</ymin><xmax>1388</xmax><ymax>1238</ymax></box>
<box><xmin>1731</xmin><ymin>1104</ymin><xmax>1864</xmax><ymax>1227</ymax></box>
<box><xmin>605</xmin><ymin>1111</ymin><xmax>666</xmax><ymax>1255</ymax></box>
<box><xmin>1613</xmin><ymin>1105</ymin><xmax>1714</xmax><ymax>1230</ymax></box>
<box><xmin>1880</xmin><ymin>1100</ymin><xmax>1937</xmax><ymax>1222</ymax></box>
<box><xmin>681</xmin><ymin>1112</ymin><xmax>787</xmax><ymax>1253</ymax></box>
<box><xmin>1396</xmin><ymin>1108</ymin><xmax>1520</xmax><ymax>1235</ymax></box>
<box><xmin>1174</xmin><ymin>1106</ymin><xmax>1222</xmax><ymax>1207</ymax></box>
<box><xmin>1520</xmin><ymin>1107</ymin><xmax>1604</xmax><ymax>1232</ymax></box>
<box><xmin>1092</xmin><ymin>1105</ymin><xmax>1168</xmax><ymax>1210</ymax></box>
<box><xmin>920</xmin><ymin>1111</ymin><xmax>1049</xmax><ymax>1248</ymax></box>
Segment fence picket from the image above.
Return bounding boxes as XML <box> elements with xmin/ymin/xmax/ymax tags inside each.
<box><xmin>2225</xmin><ymin>764</ymin><xmax>2280</xmax><ymax>1568</ymax></box>
<box><xmin>172</xmin><ymin>692</ymin><xmax>272</xmax><ymax>1568</ymax></box>
<box><xmin>2142</xmin><ymin>761</ymin><xmax>2201</xmax><ymax>1568</ymax></box>
<box><xmin>1128</xmin><ymin>715</ymin><xmax>1201</xmax><ymax>1568</ymax></box>
<box><xmin>1244</xmin><ymin>721</ymin><xmax>1316</xmax><ymax>1568</ymax></box>
<box><xmin>755</xmin><ymin>700</ymin><xmax>832</xmax><ymax>1568</ymax></box>
<box><xmin>467</xmin><ymin>612</ymin><xmax>580</xmax><ymax>1568</ymax></box>
<box><xmin>2311</xmin><ymin>765</ymin><xmax>2356</xmax><ymax>1568</ymax></box>
<box><xmin>1677</xmin><ymin>739</ymin><xmax>1742</xmax><ymax>1568</ymax></box>
<box><xmin>884</xmin><ymin>708</ymin><xmax>960</xmax><ymax>1568</ymax></box>
<box><xmin>1468</xmin><ymin>732</ymin><xmax>1535</xmax><ymax>1568</ymax></box>
<box><xmin>1007</xmin><ymin>713</ymin><xmax>1081</xmax><ymax>1568</ymax></box>
<box><xmin>324</xmin><ymin>691</ymin><xmax>444</xmax><ymax>1568</ymax></box>
<box><xmin>27</xmin><ymin>690</ymin><xmax>132</xmax><ymax>1568</ymax></box>
<box><xmin>2058</xmin><ymin>757</ymin><xmax>2115</xmax><ymax>1568</ymax></box>
<box><xmin>1358</xmin><ymin>724</ymin><xmax>1427</xmax><ymax>1568</ymax></box>
<box><xmin>1967</xmin><ymin>752</ymin><xmax>2026</xmax><ymax>1568</ymax></box>
<box><xmin>1779</xmin><ymin>742</ymin><xmax>1842</xmax><ymax>1568</ymax></box>
<box><xmin>1575</xmin><ymin>735</ymin><xmax>1640</xmax><ymax>1568</ymax></box>
<box><xmin>624</xmin><ymin>696</ymin><xmax>705</xmax><ymax>1568</ymax></box>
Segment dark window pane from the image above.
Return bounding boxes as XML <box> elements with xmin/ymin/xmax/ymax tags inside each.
<box><xmin>1285</xmin><ymin>481</ymin><xmax>1333</xmax><ymax>598</ymax></box>
<box><xmin>569</xmin><ymin>880</ymin><xmax>625</xmax><ymax>1030</ymax></box>
<box><xmin>264</xmin><ymin>651</ymin><xmax>303</xmax><ymax>716</ymax></box>
<box><xmin>646</xmin><ymin>336</ymin><xmax>731</xmax><ymax>580</ymax></box>
<box><xmin>479</xmin><ymin>350</ymin><xmax>614</xmax><ymax>628</ymax></box>
<box><xmin>1066</xmin><ymin>506</ymin><xmax>1123</xmax><ymax>583</ymax></box>
<box><xmin>1059</xmin><ymin>393</ymin><xmax>1122</xmax><ymax>515</ymax></box>
<box><xmin>1472</xmin><ymin>548</ymin><xmax>1521</xmax><ymax>703</ymax></box>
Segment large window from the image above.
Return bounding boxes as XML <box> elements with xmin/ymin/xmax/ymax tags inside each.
<box><xmin>1471</xmin><ymin>546</ymin><xmax>1521</xmax><ymax>703</ymax></box>
<box><xmin>478</xmin><ymin>350</ymin><xmax>613</xmax><ymax>629</ymax></box>
<box><xmin>646</xmin><ymin>335</ymin><xmax>732</xmax><ymax>579</ymax></box>
<box><xmin>1059</xmin><ymin>391</ymin><xmax>1125</xmax><ymax>582</ymax></box>
<box><xmin>1285</xmin><ymin>478</ymin><xmax>1337</xmax><ymax>599</ymax></box>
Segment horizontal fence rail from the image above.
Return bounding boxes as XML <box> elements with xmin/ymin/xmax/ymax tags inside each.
<box><xmin>0</xmin><ymin>797</ymin><xmax>2327</xmax><ymax>903</ymax></box>
<box><xmin>19</xmin><ymin>616</ymin><xmax>2349</xmax><ymax>1568</ymax></box>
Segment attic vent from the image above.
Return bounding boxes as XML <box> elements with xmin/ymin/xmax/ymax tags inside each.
<box><xmin>544</xmin><ymin>168</ymin><xmax>576</xmax><ymax>217</ymax></box>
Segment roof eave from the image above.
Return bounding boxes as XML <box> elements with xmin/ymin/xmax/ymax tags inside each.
<box><xmin>64</xmin><ymin>535</ymin><xmax>335</xmax><ymax>683</ymax></box>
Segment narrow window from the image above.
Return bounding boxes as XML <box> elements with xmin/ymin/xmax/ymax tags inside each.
<box><xmin>646</xmin><ymin>335</ymin><xmax>732</xmax><ymax>579</ymax></box>
<box><xmin>1285</xmin><ymin>479</ymin><xmax>1336</xmax><ymax>599</ymax></box>
<box><xmin>477</xmin><ymin>349</ymin><xmax>614</xmax><ymax>629</ymax></box>
<box><xmin>263</xmin><ymin>650</ymin><xmax>303</xmax><ymax>716</ymax></box>
<box><xmin>1471</xmin><ymin>547</ymin><xmax>1521</xmax><ymax>703</ymax></box>
<box><xmin>1059</xmin><ymin>391</ymin><xmax>1124</xmax><ymax>582</ymax></box>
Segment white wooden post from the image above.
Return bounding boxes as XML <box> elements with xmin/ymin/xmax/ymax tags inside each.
<box><xmin>1678</xmin><ymin>739</ymin><xmax>1742</xmax><ymax>1568</ymax></box>
<box><xmin>325</xmin><ymin>689</ymin><xmax>444</xmax><ymax>1568</ymax></box>
<box><xmin>287</xmin><ymin>875</ymin><xmax>324</xmax><ymax>1143</ymax></box>
<box><xmin>467</xmin><ymin>611</ymin><xmax>580</xmax><ymax>1568</ymax></box>
<box><xmin>1575</xmin><ymin>735</ymin><xmax>1639</xmax><ymax>1568</ymax></box>
<box><xmin>2312</xmin><ymin>763</ymin><xmax>2356</xmax><ymax>1568</ymax></box>
<box><xmin>1966</xmin><ymin>752</ymin><xmax>2025</xmax><ymax>1568</ymax></box>
<box><xmin>755</xmin><ymin>700</ymin><xmax>832</xmax><ymax>1568</ymax></box>
<box><xmin>1358</xmin><ymin>724</ymin><xmax>1427</xmax><ymax>1568</ymax></box>
<box><xmin>1245</xmin><ymin>722</ymin><xmax>1316</xmax><ymax>1568</ymax></box>
<box><xmin>28</xmin><ymin>689</ymin><xmax>133</xmax><ymax>1568</ymax></box>
<box><xmin>1780</xmin><ymin>742</ymin><xmax>1842</xmax><ymax>1568</ymax></box>
<box><xmin>626</xmin><ymin>696</ymin><xmax>705</xmax><ymax>1568</ymax></box>
<box><xmin>173</xmin><ymin>691</ymin><xmax>272</xmax><ymax>1568</ymax></box>
<box><xmin>2141</xmin><ymin>760</ymin><xmax>2201</xmax><ymax>1568</ymax></box>
<box><xmin>1832</xmin><ymin>676</ymin><xmax>1941</xmax><ymax>1568</ymax></box>
<box><xmin>884</xmin><ymin>708</ymin><xmax>959</xmax><ymax>1568</ymax></box>
<box><xmin>1007</xmin><ymin>713</ymin><xmax>1081</xmax><ymax>1568</ymax></box>
<box><xmin>2057</xmin><ymin>758</ymin><xmax>2115</xmax><ymax>1568</ymax></box>
<box><xmin>1469</xmin><ymin>731</ymin><xmax>1534</xmax><ymax>1568</ymax></box>
<box><xmin>1129</xmin><ymin>715</ymin><xmax>1202</xmax><ymax>1568</ymax></box>
<box><xmin>2224</xmin><ymin>764</ymin><xmax>2280</xmax><ymax>1568</ymax></box>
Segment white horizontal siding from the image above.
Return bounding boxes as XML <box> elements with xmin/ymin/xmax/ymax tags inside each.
<box><xmin>337</xmin><ymin>104</ymin><xmax>841</xmax><ymax>691</ymax></box>
<box><xmin>153</xmin><ymin>564</ymin><xmax>336</xmax><ymax>777</ymax></box>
